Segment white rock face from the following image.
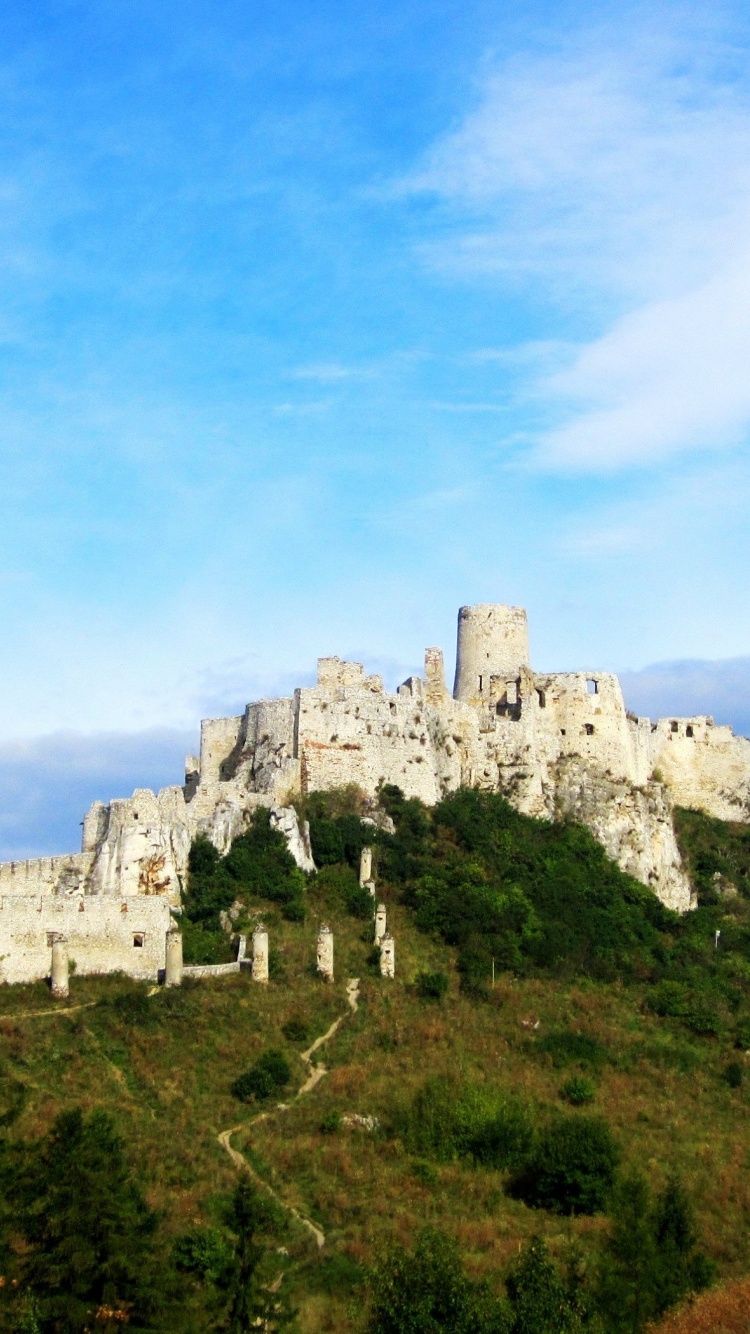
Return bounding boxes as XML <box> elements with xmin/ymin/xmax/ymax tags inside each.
<box><xmin>4</xmin><ymin>603</ymin><xmax>750</xmax><ymax>929</ymax></box>
<box><xmin>269</xmin><ymin>805</ymin><xmax>316</xmax><ymax>873</ymax></box>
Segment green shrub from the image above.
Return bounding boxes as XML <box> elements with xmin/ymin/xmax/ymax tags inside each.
<box><xmin>506</xmin><ymin>1235</ymin><xmax>585</xmax><ymax>1333</ymax></box>
<box><xmin>735</xmin><ymin>1019</ymin><xmax>750</xmax><ymax>1049</ymax></box>
<box><xmin>410</xmin><ymin>1160</ymin><xmax>439</xmax><ymax>1186</ymax></box>
<box><xmin>347</xmin><ymin>883</ymin><xmax>376</xmax><ymax>919</ymax></box>
<box><xmin>722</xmin><ymin>1060</ymin><xmax>744</xmax><ymax>1088</ymax></box>
<box><xmin>512</xmin><ymin>1114</ymin><xmax>619</xmax><ymax>1215</ymax></box>
<box><xmin>559</xmin><ymin>1075</ymin><xmax>596</xmax><ymax>1106</ymax></box>
<box><xmin>173</xmin><ymin>1226</ymin><xmax>233</xmax><ymax>1284</ymax></box>
<box><xmin>103</xmin><ymin>989</ymin><xmax>158</xmax><ymax>1027</ymax></box>
<box><xmin>367</xmin><ymin>1228</ymin><xmax>509</xmax><ymax>1333</ymax></box>
<box><xmin>399</xmin><ymin>1076</ymin><xmax>534</xmax><ymax>1171</ymax></box>
<box><xmin>184</xmin><ymin>811</ymin><xmax>306</xmax><ymax>936</ymax></box>
<box><xmin>281</xmin><ymin>1016</ymin><xmax>310</xmax><ymax>1044</ymax></box>
<box><xmin>319</xmin><ymin>1110</ymin><xmax>341</xmax><ymax>1135</ymax></box>
<box><xmin>181</xmin><ymin>918</ymin><xmax>235</xmax><ymax>966</ymax></box>
<box><xmin>536</xmin><ymin>1030</ymin><xmax>607</xmax><ymax>1070</ymax></box>
<box><xmin>415</xmin><ymin>971</ymin><xmax>449</xmax><ymax>1001</ymax></box>
<box><xmin>231</xmin><ymin>1049</ymin><xmax>292</xmax><ymax>1103</ymax></box>
<box><xmin>281</xmin><ymin>896</ymin><xmax>305</xmax><ymax>922</ymax></box>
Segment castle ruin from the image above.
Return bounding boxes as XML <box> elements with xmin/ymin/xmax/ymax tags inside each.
<box><xmin>1</xmin><ymin>602</ymin><xmax>749</xmax><ymax>985</ymax></box>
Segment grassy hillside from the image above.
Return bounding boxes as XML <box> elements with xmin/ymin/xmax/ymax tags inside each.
<box><xmin>1</xmin><ymin>790</ymin><xmax>750</xmax><ymax>1330</ymax></box>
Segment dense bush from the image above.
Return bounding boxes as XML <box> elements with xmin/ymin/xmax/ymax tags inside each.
<box><xmin>512</xmin><ymin>1114</ymin><xmax>619</xmax><ymax>1215</ymax></box>
<box><xmin>674</xmin><ymin>806</ymin><xmax>750</xmax><ymax>904</ymax></box>
<box><xmin>559</xmin><ymin>1075</ymin><xmax>596</xmax><ymax>1106</ymax></box>
<box><xmin>415</xmin><ymin>971</ymin><xmax>450</xmax><ymax>1001</ymax></box>
<box><xmin>398</xmin><ymin>1076</ymin><xmax>534</xmax><ymax>1171</ymax></box>
<box><xmin>173</xmin><ymin>1226</ymin><xmax>233</xmax><ymax>1284</ymax></box>
<box><xmin>536</xmin><ymin>1030</ymin><xmax>607</xmax><ymax>1070</ymax></box>
<box><xmin>722</xmin><ymin>1060</ymin><xmax>744</xmax><ymax>1088</ymax></box>
<box><xmin>232</xmin><ymin>1049</ymin><xmax>292</xmax><ymax>1103</ymax></box>
<box><xmin>367</xmin><ymin>1228</ymin><xmax>509</xmax><ymax>1333</ymax></box>
<box><xmin>281</xmin><ymin>1016</ymin><xmax>310</xmax><ymax>1044</ymax></box>
<box><xmin>372</xmin><ymin>787</ymin><xmax>750</xmax><ymax>1041</ymax></box>
<box><xmin>183</xmin><ymin>812</ymin><xmax>307</xmax><ymax>940</ymax></box>
<box><xmin>314</xmin><ymin>863</ymin><xmax>375</xmax><ymax>918</ymax></box>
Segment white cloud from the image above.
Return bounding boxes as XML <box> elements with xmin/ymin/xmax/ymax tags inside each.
<box><xmin>408</xmin><ymin>17</ymin><xmax>750</xmax><ymax>470</ymax></box>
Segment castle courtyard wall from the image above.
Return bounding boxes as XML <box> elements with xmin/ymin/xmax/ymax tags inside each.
<box><xmin>0</xmin><ymin>895</ymin><xmax>171</xmax><ymax>985</ymax></box>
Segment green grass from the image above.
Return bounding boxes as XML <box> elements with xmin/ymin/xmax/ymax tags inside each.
<box><xmin>2</xmin><ymin>797</ymin><xmax>750</xmax><ymax>1330</ymax></box>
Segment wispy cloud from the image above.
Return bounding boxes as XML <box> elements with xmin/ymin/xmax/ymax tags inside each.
<box><xmin>408</xmin><ymin>15</ymin><xmax>750</xmax><ymax>470</ymax></box>
<box><xmin>289</xmin><ymin>362</ymin><xmax>376</xmax><ymax>383</ymax></box>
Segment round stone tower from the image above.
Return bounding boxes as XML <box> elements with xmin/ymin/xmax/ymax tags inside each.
<box><xmin>453</xmin><ymin>604</ymin><xmax>530</xmax><ymax>702</ymax></box>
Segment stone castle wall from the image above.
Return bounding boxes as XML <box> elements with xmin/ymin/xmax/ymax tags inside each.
<box><xmin>1</xmin><ymin>602</ymin><xmax>749</xmax><ymax>986</ymax></box>
<box><xmin>0</xmin><ymin>895</ymin><xmax>171</xmax><ymax>985</ymax></box>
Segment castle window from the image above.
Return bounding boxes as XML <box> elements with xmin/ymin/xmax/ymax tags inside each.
<box><xmin>671</xmin><ymin>721</ymin><xmax>679</xmax><ymax>733</ymax></box>
<box><xmin>390</xmin><ymin>702</ymin><xmax>397</xmax><ymax>716</ymax></box>
<box><xmin>478</xmin><ymin>675</ymin><xmax>484</xmax><ymax>692</ymax></box>
<box><xmin>686</xmin><ymin>725</ymin><xmax>694</xmax><ymax>738</ymax></box>
<box><xmin>536</xmin><ymin>689</ymin><xmax>546</xmax><ymax>708</ymax></box>
<box><xmin>587</xmin><ymin>679</ymin><xmax>598</xmax><ymax>695</ymax></box>
<box><xmin>584</xmin><ymin>723</ymin><xmax>595</xmax><ymax>736</ymax></box>
<box><xmin>133</xmin><ymin>934</ymin><xmax>144</xmax><ymax>948</ymax></box>
<box><xmin>560</xmin><ymin>728</ymin><xmax>566</xmax><ymax>736</ymax></box>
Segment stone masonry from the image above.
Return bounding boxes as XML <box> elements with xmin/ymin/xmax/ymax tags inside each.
<box><xmin>2</xmin><ymin>601</ymin><xmax>750</xmax><ymax>985</ymax></box>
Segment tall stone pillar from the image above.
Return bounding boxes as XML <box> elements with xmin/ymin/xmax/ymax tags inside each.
<box><xmin>379</xmin><ymin>933</ymin><xmax>395</xmax><ymax>978</ymax></box>
<box><xmin>359</xmin><ymin>846</ymin><xmax>373</xmax><ymax>887</ymax></box>
<box><xmin>165</xmin><ymin>928</ymin><xmax>183</xmax><ymax>987</ymax></box>
<box><xmin>374</xmin><ymin>903</ymin><xmax>387</xmax><ymax>945</ymax></box>
<box><xmin>317</xmin><ymin>925</ymin><xmax>334</xmax><ymax>983</ymax></box>
<box><xmin>51</xmin><ymin>935</ymin><xmax>69</xmax><ymax>1000</ymax></box>
<box><xmin>252</xmin><ymin>926</ymin><xmax>269</xmax><ymax>983</ymax></box>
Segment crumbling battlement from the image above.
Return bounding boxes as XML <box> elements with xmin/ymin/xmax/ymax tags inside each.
<box><xmin>2</xmin><ymin>602</ymin><xmax>750</xmax><ymax>969</ymax></box>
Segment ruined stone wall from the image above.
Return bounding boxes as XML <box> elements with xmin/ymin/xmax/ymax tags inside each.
<box><xmin>0</xmin><ymin>853</ymin><xmax>94</xmax><ymax>897</ymax></box>
<box><xmin>0</xmin><ymin>895</ymin><xmax>171</xmax><ymax>985</ymax></box>
<box><xmin>5</xmin><ymin>602</ymin><xmax>750</xmax><ymax>939</ymax></box>
<box><xmin>295</xmin><ymin>657</ymin><xmax>465</xmax><ymax>805</ymax></box>
<box><xmin>85</xmin><ymin>786</ymin><xmax>189</xmax><ymax>905</ymax></box>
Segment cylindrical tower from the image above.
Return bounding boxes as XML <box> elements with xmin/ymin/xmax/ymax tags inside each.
<box><xmin>453</xmin><ymin>604</ymin><xmax>529</xmax><ymax>702</ymax></box>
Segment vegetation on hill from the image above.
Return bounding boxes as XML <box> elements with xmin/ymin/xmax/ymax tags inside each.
<box><xmin>0</xmin><ymin>785</ymin><xmax>749</xmax><ymax>1328</ymax></box>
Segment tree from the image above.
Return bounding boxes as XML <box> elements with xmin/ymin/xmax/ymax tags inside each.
<box><xmin>224</xmin><ymin>1177</ymin><xmax>292</xmax><ymax>1333</ymax></box>
<box><xmin>367</xmin><ymin>1228</ymin><xmax>510</xmax><ymax>1334</ymax></box>
<box><xmin>506</xmin><ymin>1237</ymin><xmax>587</xmax><ymax>1334</ymax></box>
<box><xmin>6</xmin><ymin>1108</ymin><xmax>159</xmax><ymax>1332</ymax></box>
<box><xmin>512</xmin><ymin>1115</ymin><xmax>619</xmax><ymax>1215</ymax></box>
<box><xmin>595</xmin><ymin>1173</ymin><xmax>713</xmax><ymax>1332</ymax></box>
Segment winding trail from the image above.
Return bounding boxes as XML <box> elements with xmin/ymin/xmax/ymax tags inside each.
<box><xmin>0</xmin><ymin>1001</ymin><xmax>97</xmax><ymax>1020</ymax></box>
<box><xmin>218</xmin><ymin>978</ymin><xmax>360</xmax><ymax>1249</ymax></box>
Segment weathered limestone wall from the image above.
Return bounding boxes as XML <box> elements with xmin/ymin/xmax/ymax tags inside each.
<box><xmin>3</xmin><ymin>601</ymin><xmax>750</xmax><ymax>951</ymax></box>
<box><xmin>0</xmin><ymin>853</ymin><xmax>93</xmax><ymax>897</ymax></box>
<box><xmin>85</xmin><ymin>786</ymin><xmax>189</xmax><ymax>905</ymax></box>
<box><xmin>0</xmin><ymin>896</ymin><xmax>171</xmax><ymax>985</ymax></box>
<box><xmin>649</xmin><ymin>718</ymin><xmax>750</xmax><ymax>822</ymax></box>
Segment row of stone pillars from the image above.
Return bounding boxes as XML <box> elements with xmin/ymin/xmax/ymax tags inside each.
<box><xmin>47</xmin><ymin>903</ymin><xmax>395</xmax><ymax>1001</ymax></box>
<box><xmin>361</xmin><ymin>846</ymin><xmax>394</xmax><ymax>977</ymax></box>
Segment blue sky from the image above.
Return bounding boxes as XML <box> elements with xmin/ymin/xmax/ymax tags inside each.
<box><xmin>3</xmin><ymin>0</ymin><xmax>750</xmax><ymax>854</ymax></box>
